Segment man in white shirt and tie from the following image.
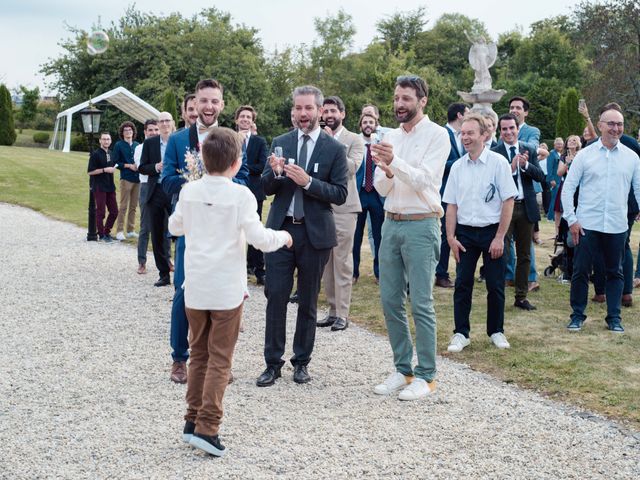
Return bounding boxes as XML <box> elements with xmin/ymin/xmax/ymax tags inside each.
<box><xmin>443</xmin><ymin>112</ymin><xmax>517</xmax><ymax>353</ymax></box>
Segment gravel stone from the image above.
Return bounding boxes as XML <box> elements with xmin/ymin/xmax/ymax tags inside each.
<box><xmin>1</xmin><ymin>203</ymin><xmax>638</xmax><ymax>479</ymax></box>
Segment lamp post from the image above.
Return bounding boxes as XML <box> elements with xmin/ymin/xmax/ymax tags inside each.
<box><xmin>79</xmin><ymin>105</ymin><xmax>103</xmax><ymax>241</ymax></box>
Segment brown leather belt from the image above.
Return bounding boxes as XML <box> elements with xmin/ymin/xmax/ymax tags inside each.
<box><xmin>385</xmin><ymin>212</ymin><xmax>439</xmax><ymax>221</ymax></box>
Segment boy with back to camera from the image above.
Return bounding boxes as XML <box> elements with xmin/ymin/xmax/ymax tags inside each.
<box><xmin>168</xmin><ymin>128</ymin><xmax>292</xmax><ymax>457</ymax></box>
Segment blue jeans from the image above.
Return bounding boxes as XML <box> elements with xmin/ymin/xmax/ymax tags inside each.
<box><xmin>570</xmin><ymin>229</ymin><xmax>626</xmax><ymax>324</ymax></box>
<box><xmin>171</xmin><ymin>235</ymin><xmax>189</xmax><ymax>362</ymax></box>
<box><xmin>353</xmin><ymin>190</ymin><xmax>384</xmax><ymax>279</ymax></box>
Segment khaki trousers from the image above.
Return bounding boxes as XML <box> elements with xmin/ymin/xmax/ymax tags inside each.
<box><xmin>323</xmin><ymin>212</ymin><xmax>358</xmax><ymax>318</ymax></box>
<box><xmin>116</xmin><ymin>179</ymin><xmax>140</xmax><ymax>234</ymax></box>
<box><xmin>184</xmin><ymin>303</ymin><xmax>242</xmax><ymax>436</ymax></box>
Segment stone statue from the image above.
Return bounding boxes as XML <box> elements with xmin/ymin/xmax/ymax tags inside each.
<box><xmin>465</xmin><ymin>31</ymin><xmax>497</xmax><ymax>93</ymax></box>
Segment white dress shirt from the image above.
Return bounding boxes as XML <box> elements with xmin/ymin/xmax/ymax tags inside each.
<box><xmin>503</xmin><ymin>141</ymin><xmax>529</xmax><ymax>200</ymax></box>
<box><xmin>374</xmin><ymin>116</ymin><xmax>450</xmax><ymax>216</ymax></box>
<box><xmin>286</xmin><ymin>127</ymin><xmax>320</xmax><ymax>216</ymax></box>
<box><xmin>168</xmin><ymin>175</ymin><xmax>290</xmax><ymax>310</ymax></box>
<box><xmin>133</xmin><ymin>143</ymin><xmax>147</xmax><ymax>183</ymax></box>
<box><xmin>443</xmin><ymin>148</ymin><xmax>518</xmax><ymax>227</ymax></box>
<box><xmin>562</xmin><ymin>139</ymin><xmax>640</xmax><ymax>233</ymax></box>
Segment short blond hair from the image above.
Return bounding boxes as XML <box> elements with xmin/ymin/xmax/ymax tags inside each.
<box><xmin>462</xmin><ymin>112</ymin><xmax>488</xmax><ymax>135</ymax></box>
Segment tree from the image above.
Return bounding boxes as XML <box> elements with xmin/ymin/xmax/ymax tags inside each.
<box><xmin>376</xmin><ymin>7</ymin><xmax>427</xmax><ymax>54</ymax></box>
<box><xmin>556</xmin><ymin>92</ymin><xmax>570</xmax><ymax>138</ymax></box>
<box><xmin>556</xmin><ymin>88</ymin><xmax>584</xmax><ymax>138</ymax></box>
<box><xmin>310</xmin><ymin>9</ymin><xmax>356</xmax><ymax>71</ymax></box>
<box><xmin>17</xmin><ymin>86</ymin><xmax>40</xmax><ymax>128</ymax></box>
<box><xmin>0</xmin><ymin>84</ymin><xmax>17</xmax><ymax>145</ymax></box>
<box><xmin>162</xmin><ymin>89</ymin><xmax>178</xmax><ymax>123</ymax></box>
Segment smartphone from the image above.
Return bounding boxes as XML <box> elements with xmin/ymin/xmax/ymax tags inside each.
<box><xmin>578</xmin><ymin>98</ymin><xmax>586</xmax><ymax>110</ymax></box>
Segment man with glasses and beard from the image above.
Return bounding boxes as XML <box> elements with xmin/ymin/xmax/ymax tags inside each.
<box><xmin>371</xmin><ymin>75</ymin><xmax>450</xmax><ymax>401</ymax></box>
<box><xmin>162</xmin><ymin>79</ymin><xmax>249</xmax><ymax>384</ymax></box>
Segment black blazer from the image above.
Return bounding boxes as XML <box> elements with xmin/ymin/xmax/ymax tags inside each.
<box><xmin>245</xmin><ymin>134</ymin><xmax>268</xmax><ymax>201</ymax></box>
<box><xmin>492</xmin><ymin>141</ymin><xmax>545</xmax><ymax>223</ymax></box>
<box><xmin>138</xmin><ymin>135</ymin><xmax>163</xmax><ymax>205</ymax></box>
<box><xmin>261</xmin><ymin>129</ymin><xmax>348</xmax><ymax>250</ymax></box>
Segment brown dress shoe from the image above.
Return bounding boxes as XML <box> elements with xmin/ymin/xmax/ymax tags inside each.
<box><xmin>591</xmin><ymin>294</ymin><xmax>606</xmax><ymax>303</ymax></box>
<box><xmin>435</xmin><ymin>277</ymin><xmax>454</xmax><ymax>288</ymax></box>
<box><xmin>633</xmin><ymin>278</ymin><xmax>640</xmax><ymax>289</ymax></box>
<box><xmin>137</xmin><ymin>264</ymin><xmax>147</xmax><ymax>275</ymax></box>
<box><xmin>170</xmin><ymin>361</ymin><xmax>187</xmax><ymax>384</ymax></box>
<box><xmin>528</xmin><ymin>281</ymin><xmax>540</xmax><ymax>292</ymax></box>
<box><xmin>505</xmin><ymin>280</ymin><xmax>515</xmax><ymax>287</ymax></box>
<box><xmin>622</xmin><ymin>294</ymin><xmax>633</xmax><ymax>308</ymax></box>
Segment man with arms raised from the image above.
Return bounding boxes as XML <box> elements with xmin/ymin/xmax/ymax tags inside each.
<box><xmin>162</xmin><ymin>79</ymin><xmax>249</xmax><ymax>384</ymax></box>
<box><xmin>372</xmin><ymin>75</ymin><xmax>450</xmax><ymax>401</ymax></box>
<box><xmin>256</xmin><ymin>85</ymin><xmax>347</xmax><ymax>386</ymax></box>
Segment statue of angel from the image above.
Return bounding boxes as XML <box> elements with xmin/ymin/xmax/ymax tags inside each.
<box><xmin>465</xmin><ymin>31</ymin><xmax>497</xmax><ymax>93</ymax></box>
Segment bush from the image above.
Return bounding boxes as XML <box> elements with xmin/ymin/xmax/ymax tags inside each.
<box><xmin>71</xmin><ymin>134</ymin><xmax>89</xmax><ymax>152</ymax></box>
<box><xmin>0</xmin><ymin>84</ymin><xmax>17</xmax><ymax>145</ymax></box>
<box><xmin>33</xmin><ymin>132</ymin><xmax>50</xmax><ymax>144</ymax></box>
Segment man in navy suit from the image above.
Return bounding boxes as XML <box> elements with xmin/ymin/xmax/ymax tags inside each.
<box><xmin>436</xmin><ymin>103</ymin><xmax>469</xmax><ymax>288</ymax></box>
<box><xmin>256</xmin><ymin>85</ymin><xmax>348</xmax><ymax>387</ymax></box>
<box><xmin>235</xmin><ymin>105</ymin><xmax>269</xmax><ymax>285</ymax></box>
<box><xmin>492</xmin><ymin>113</ymin><xmax>545</xmax><ymax>311</ymax></box>
<box><xmin>162</xmin><ymin>79</ymin><xmax>249</xmax><ymax>384</ymax></box>
<box><xmin>352</xmin><ymin>112</ymin><xmax>385</xmax><ymax>283</ymax></box>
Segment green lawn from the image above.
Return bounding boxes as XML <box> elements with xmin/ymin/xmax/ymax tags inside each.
<box><xmin>2</xmin><ymin>145</ymin><xmax>639</xmax><ymax>429</ymax></box>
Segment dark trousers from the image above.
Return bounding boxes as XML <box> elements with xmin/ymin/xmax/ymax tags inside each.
<box><xmin>147</xmin><ymin>185</ymin><xmax>172</xmax><ymax>278</ymax></box>
<box><xmin>592</xmin><ymin>217</ymin><xmax>635</xmax><ymax>295</ymax></box>
<box><xmin>171</xmin><ymin>235</ymin><xmax>189</xmax><ymax>362</ymax></box>
<box><xmin>453</xmin><ymin>224</ymin><xmax>506</xmax><ymax>338</ymax></box>
<box><xmin>506</xmin><ymin>202</ymin><xmax>534</xmax><ymax>301</ymax></box>
<box><xmin>571</xmin><ymin>229</ymin><xmax>626</xmax><ymax>324</ymax></box>
<box><xmin>436</xmin><ymin>202</ymin><xmax>451</xmax><ymax>280</ymax></box>
<box><xmin>94</xmin><ymin>188</ymin><xmax>118</xmax><ymax>236</ymax></box>
<box><xmin>264</xmin><ymin>219</ymin><xmax>331</xmax><ymax>367</ymax></box>
<box><xmin>353</xmin><ymin>190</ymin><xmax>384</xmax><ymax>279</ymax></box>
<box><xmin>541</xmin><ymin>180</ymin><xmax>551</xmax><ymax>215</ymax></box>
<box><xmin>247</xmin><ymin>200</ymin><xmax>265</xmax><ymax>277</ymax></box>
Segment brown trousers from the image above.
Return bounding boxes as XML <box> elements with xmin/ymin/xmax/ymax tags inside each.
<box><xmin>506</xmin><ymin>202</ymin><xmax>534</xmax><ymax>301</ymax></box>
<box><xmin>184</xmin><ymin>303</ymin><xmax>243</xmax><ymax>436</ymax></box>
<box><xmin>116</xmin><ymin>179</ymin><xmax>140</xmax><ymax>234</ymax></box>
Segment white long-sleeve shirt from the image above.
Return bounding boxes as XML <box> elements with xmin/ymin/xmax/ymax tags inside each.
<box><xmin>374</xmin><ymin>116</ymin><xmax>450</xmax><ymax>216</ymax></box>
<box><xmin>168</xmin><ymin>175</ymin><xmax>290</xmax><ymax>310</ymax></box>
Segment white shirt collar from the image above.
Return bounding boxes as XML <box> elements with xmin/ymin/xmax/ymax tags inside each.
<box><xmin>298</xmin><ymin>126</ymin><xmax>321</xmax><ymax>143</ymax></box>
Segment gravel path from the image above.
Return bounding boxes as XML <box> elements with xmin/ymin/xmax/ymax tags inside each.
<box><xmin>1</xmin><ymin>203</ymin><xmax>638</xmax><ymax>479</ymax></box>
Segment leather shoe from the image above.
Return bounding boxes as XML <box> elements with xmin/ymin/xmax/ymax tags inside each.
<box><xmin>622</xmin><ymin>294</ymin><xmax>633</xmax><ymax>308</ymax></box>
<box><xmin>435</xmin><ymin>277</ymin><xmax>454</xmax><ymax>288</ymax></box>
<box><xmin>293</xmin><ymin>365</ymin><xmax>311</xmax><ymax>384</ymax></box>
<box><xmin>256</xmin><ymin>274</ymin><xmax>265</xmax><ymax>285</ymax></box>
<box><xmin>155</xmin><ymin>276</ymin><xmax>170</xmax><ymax>287</ymax></box>
<box><xmin>505</xmin><ymin>280</ymin><xmax>515</xmax><ymax>287</ymax></box>
<box><xmin>528</xmin><ymin>281</ymin><xmax>540</xmax><ymax>292</ymax></box>
<box><xmin>137</xmin><ymin>264</ymin><xmax>147</xmax><ymax>275</ymax></box>
<box><xmin>514</xmin><ymin>299</ymin><xmax>537</xmax><ymax>311</ymax></box>
<box><xmin>331</xmin><ymin>317</ymin><xmax>348</xmax><ymax>331</ymax></box>
<box><xmin>256</xmin><ymin>366</ymin><xmax>281</xmax><ymax>387</ymax></box>
<box><xmin>317</xmin><ymin>315</ymin><xmax>337</xmax><ymax>327</ymax></box>
<box><xmin>170</xmin><ymin>361</ymin><xmax>187</xmax><ymax>384</ymax></box>
<box><xmin>591</xmin><ymin>294</ymin><xmax>606</xmax><ymax>303</ymax></box>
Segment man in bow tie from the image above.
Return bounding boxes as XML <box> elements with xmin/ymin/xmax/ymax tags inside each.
<box><xmin>162</xmin><ymin>79</ymin><xmax>249</xmax><ymax>384</ymax></box>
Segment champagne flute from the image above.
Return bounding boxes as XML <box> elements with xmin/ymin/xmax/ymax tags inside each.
<box><xmin>273</xmin><ymin>146</ymin><xmax>284</xmax><ymax>178</ymax></box>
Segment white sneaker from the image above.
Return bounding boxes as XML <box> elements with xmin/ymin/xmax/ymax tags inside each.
<box><xmin>398</xmin><ymin>378</ymin><xmax>436</xmax><ymax>401</ymax></box>
<box><xmin>126</xmin><ymin>232</ymin><xmax>138</xmax><ymax>238</ymax></box>
<box><xmin>490</xmin><ymin>332</ymin><xmax>510</xmax><ymax>349</ymax></box>
<box><xmin>115</xmin><ymin>232</ymin><xmax>126</xmax><ymax>241</ymax></box>
<box><xmin>447</xmin><ymin>333</ymin><xmax>470</xmax><ymax>353</ymax></box>
<box><xmin>374</xmin><ymin>371</ymin><xmax>413</xmax><ymax>395</ymax></box>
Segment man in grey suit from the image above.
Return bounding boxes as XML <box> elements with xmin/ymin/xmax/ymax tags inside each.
<box><xmin>257</xmin><ymin>85</ymin><xmax>348</xmax><ymax>387</ymax></box>
<box><xmin>317</xmin><ymin>96</ymin><xmax>364</xmax><ymax>332</ymax></box>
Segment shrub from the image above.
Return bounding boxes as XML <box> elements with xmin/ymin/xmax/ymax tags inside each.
<box><xmin>71</xmin><ymin>134</ymin><xmax>89</xmax><ymax>152</ymax></box>
<box><xmin>0</xmin><ymin>84</ymin><xmax>17</xmax><ymax>145</ymax></box>
<box><xmin>33</xmin><ymin>132</ymin><xmax>50</xmax><ymax>144</ymax></box>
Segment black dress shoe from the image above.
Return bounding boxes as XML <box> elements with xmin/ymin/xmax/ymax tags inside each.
<box><xmin>289</xmin><ymin>291</ymin><xmax>298</xmax><ymax>303</ymax></box>
<box><xmin>256</xmin><ymin>274</ymin><xmax>265</xmax><ymax>285</ymax></box>
<box><xmin>317</xmin><ymin>315</ymin><xmax>336</xmax><ymax>327</ymax></box>
<box><xmin>331</xmin><ymin>317</ymin><xmax>348</xmax><ymax>331</ymax></box>
<box><xmin>293</xmin><ymin>365</ymin><xmax>311</xmax><ymax>384</ymax></box>
<box><xmin>154</xmin><ymin>276</ymin><xmax>170</xmax><ymax>287</ymax></box>
<box><xmin>256</xmin><ymin>366</ymin><xmax>281</xmax><ymax>387</ymax></box>
<box><xmin>514</xmin><ymin>299</ymin><xmax>537</xmax><ymax>311</ymax></box>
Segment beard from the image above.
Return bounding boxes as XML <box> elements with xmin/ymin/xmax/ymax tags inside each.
<box><xmin>324</xmin><ymin>117</ymin><xmax>341</xmax><ymax>131</ymax></box>
<box><xmin>198</xmin><ymin>110</ymin><xmax>219</xmax><ymax>127</ymax></box>
<box><xmin>361</xmin><ymin>126</ymin><xmax>375</xmax><ymax>137</ymax></box>
<box><xmin>394</xmin><ymin>105</ymin><xmax>419</xmax><ymax>124</ymax></box>
<box><xmin>297</xmin><ymin>111</ymin><xmax>319</xmax><ymax>134</ymax></box>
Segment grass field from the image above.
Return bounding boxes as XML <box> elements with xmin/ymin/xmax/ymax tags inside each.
<box><xmin>2</xmin><ymin>145</ymin><xmax>639</xmax><ymax>429</ymax></box>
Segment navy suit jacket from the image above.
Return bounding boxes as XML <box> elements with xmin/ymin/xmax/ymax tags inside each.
<box><xmin>245</xmin><ymin>134</ymin><xmax>268</xmax><ymax>201</ymax></box>
<box><xmin>492</xmin><ymin>141</ymin><xmax>545</xmax><ymax>223</ymax></box>
<box><xmin>441</xmin><ymin>125</ymin><xmax>464</xmax><ymax>196</ymax></box>
<box><xmin>261</xmin><ymin>129</ymin><xmax>348</xmax><ymax>250</ymax></box>
<box><xmin>161</xmin><ymin>124</ymin><xmax>249</xmax><ymax>200</ymax></box>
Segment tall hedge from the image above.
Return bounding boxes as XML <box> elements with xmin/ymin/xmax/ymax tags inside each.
<box><xmin>162</xmin><ymin>90</ymin><xmax>178</xmax><ymax>124</ymax></box>
<box><xmin>556</xmin><ymin>87</ymin><xmax>585</xmax><ymax>139</ymax></box>
<box><xmin>0</xmin><ymin>84</ymin><xmax>17</xmax><ymax>146</ymax></box>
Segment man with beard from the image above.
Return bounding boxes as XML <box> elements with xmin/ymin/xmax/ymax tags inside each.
<box><xmin>256</xmin><ymin>85</ymin><xmax>348</xmax><ymax>386</ymax></box>
<box><xmin>180</xmin><ymin>93</ymin><xmax>198</xmax><ymax>130</ymax></box>
<box><xmin>371</xmin><ymin>75</ymin><xmax>450</xmax><ymax>401</ymax></box>
<box><xmin>162</xmin><ymin>79</ymin><xmax>249</xmax><ymax>384</ymax></box>
<box><xmin>235</xmin><ymin>105</ymin><xmax>269</xmax><ymax>285</ymax></box>
<box><xmin>316</xmin><ymin>96</ymin><xmax>364</xmax><ymax>332</ymax></box>
<box><xmin>352</xmin><ymin>113</ymin><xmax>385</xmax><ymax>284</ymax></box>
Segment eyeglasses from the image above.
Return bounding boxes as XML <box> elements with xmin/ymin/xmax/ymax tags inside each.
<box><xmin>485</xmin><ymin>183</ymin><xmax>496</xmax><ymax>203</ymax></box>
<box><xmin>396</xmin><ymin>75</ymin><xmax>427</xmax><ymax>98</ymax></box>
<box><xmin>600</xmin><ymin>121</ymin><xmax>624</xmax><ymax>128</ymax></box>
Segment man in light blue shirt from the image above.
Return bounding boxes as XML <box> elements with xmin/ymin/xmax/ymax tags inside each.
<box><xmin>562</xmin><ymin>104</ymin><xmax>640</xmax><ymax>333</ymax></box>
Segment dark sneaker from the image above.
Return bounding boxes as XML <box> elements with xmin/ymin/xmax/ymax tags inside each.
<box><xmin>607</xmin><ymin>321</ymin><xmax>625</xmax><ymax>333</ymax></box>
<box><xmin>567</xmin><ymin>318</ymin><xmax>584</xmax><ymax>331</ymax></box>
<box><xmin>189</xmin><ymin>432</ymin><xmax>226</xmax><ymax>457</ymax></box>
<box><xmin>183</xmin><ymin>421</ymin><xmax>195</xmax><ymax>443</ymax></box>
<box><xmin>102</xmin><ymin>234</ymin><xmax>115</xmax><ymax>244</ymax></box>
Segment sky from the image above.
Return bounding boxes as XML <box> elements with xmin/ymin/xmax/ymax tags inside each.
<box><xmin>1</xmin><ymin>0</ymin><xmax>583</xmax><ymax>95</ymax></box>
